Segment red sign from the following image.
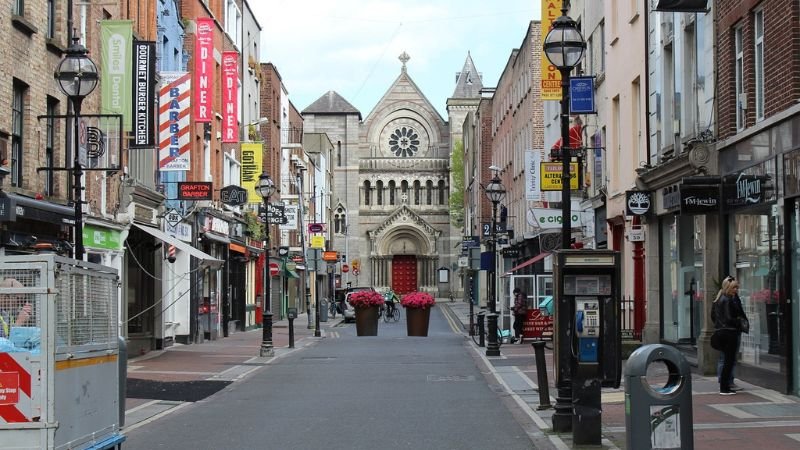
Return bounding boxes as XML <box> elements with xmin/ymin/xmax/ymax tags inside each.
<box><xmin>342</xmin><ymin>264</ymin><xmax>349</xmax><ymax>273</ymax></box>
<box><xmin>523</xmin><ymin>309</ymin><xmax>554</xmax><ymax>339</ymax></box>
<box><xmin>221</xmin><ymin>51</ymin><xmax>239</xmax><ymax>143</ymax></box>
<box><xmin>269</xmin><ymin>262</ymin><xmax>280</xmax><ymax>277</ymax></box>
<box><xmin>194</xmin><ymin>17</ymin><xmax>214</xmax><ymax>122</ymax></box>
<box><xmin>0</xmin><ymin>371</ymin><xmax>20</xmax><ymax>405</ymax></box>
<box><xmin>178</xmin><ymin>182</ymin><xmax>213</xmax><ymax>200</ymax></box>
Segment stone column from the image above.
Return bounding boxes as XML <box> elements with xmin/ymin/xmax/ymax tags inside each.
<box><xmin>699</xmin><ymin>214</ymin><xmax>722</xmax><ymax>375</ymax></box>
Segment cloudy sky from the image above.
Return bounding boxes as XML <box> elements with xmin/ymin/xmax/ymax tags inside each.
<box><xmin>251</xmin><ymin>1</ymin><xmax>541</xmax><ymax>118</ymax></box>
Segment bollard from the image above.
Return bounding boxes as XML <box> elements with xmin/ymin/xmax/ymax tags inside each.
<box><xmin>287</xmin><ymin>307</ymin><xmax>297</xmax><ymax>348</ymax></box>
<box><xmin>477</xmin><ymin>311</ymin><xmax>486</xmax><ymax>347</ymax></box>
<box><xmin>625</xmin><ymin>344</ymin><xmax>693</xmax><ymax>450</ymax></box>
<box><xmin>531</xmin><ymin>341</ymin><xmax>552</xmax><ymax>410</ymax></box>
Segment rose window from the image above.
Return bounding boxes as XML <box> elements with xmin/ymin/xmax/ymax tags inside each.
<box><xmin>388</xmin><ymin>127</ymin><xmax>420</xmax><ymax>158</ymax></box>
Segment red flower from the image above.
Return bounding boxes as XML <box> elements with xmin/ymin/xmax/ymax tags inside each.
<box><xmin>347</xmin><ymin>290</ymin><xmax>384</xmax><ymax>309</ymax></box>
<box><xmin>400</xmin><ymin>292</ymin><xmax>436</xmax><ymax>309</ymax></box>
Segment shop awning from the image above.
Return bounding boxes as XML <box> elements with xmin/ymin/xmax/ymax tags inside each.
<box><xmin>505</xmin><ymin>252</ymin><xmax>550</xmax><ymax>274</ymax></box>
<box><xmin>133</xmin><ymin>223</ymin><xmax>224</xmax><ymax>269</ymax></box>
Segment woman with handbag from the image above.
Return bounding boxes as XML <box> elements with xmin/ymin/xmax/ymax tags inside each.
<box><xmin>711</xmin><ymin>276</ymin><xmax>746</xmax><ymax>395</ymax></box>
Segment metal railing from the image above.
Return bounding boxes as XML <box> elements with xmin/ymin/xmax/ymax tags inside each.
<box><xmin>621</xmin><ymin>295</ymin><xmax>642</xmax><ymax>341</ymax></box>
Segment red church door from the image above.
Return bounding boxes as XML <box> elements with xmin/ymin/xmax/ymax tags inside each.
<box><xmin>392</xmin><ymin>255</ymin><xmax>417</xmax><ymax>294</ymax></box>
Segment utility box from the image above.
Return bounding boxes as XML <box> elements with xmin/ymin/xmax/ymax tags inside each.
<box><xmin>625</xmin><ymin>344</ymin><xmax>693</xmax><ymax>450</ymax></box>
<box><xmin>0</xmin><ymin>255</ymin><xmax>125</xmax><ymax>449</ymax></box>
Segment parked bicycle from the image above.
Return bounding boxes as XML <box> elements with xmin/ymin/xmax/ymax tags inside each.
<box><xmin>328</xmin><ymin>297</ymin><xmax>343</xmax><ymax>319</ymax></box>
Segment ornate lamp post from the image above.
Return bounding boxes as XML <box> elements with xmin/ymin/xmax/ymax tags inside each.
<box><xmin>483</xmin><ymin>170</ymin><xmax>506</xmax><ymax>357</ymax></box>
<box><xmin>256</xmin><ymin>172</ymin><xmax>277</xmax><ymax>357</ymax></box>
<box><xmin>54</xmin><ymin>36</ymin><xmax>99</xmax><ymax>260</ymax></box>
<box><xmin>543</xmin><ymin>2</ymin><xmax>586</xmax><ymax>433</ymax></box>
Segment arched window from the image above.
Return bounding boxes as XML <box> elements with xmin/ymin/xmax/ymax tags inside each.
<box><xmin>363</xmin><ymin>181</ymin><xmax>371</xmax><ymax>205</ymax></box>
<box><xmin>426</xmin><ymin>180</ymin><xmax>433</xmax><ymax>205</ymax></box>
<box><xmin>389</xmin><ymin>181</ymin><xmax>396</xmax><ymax>205</ymax></box>
<box><xmin>377</xmin><ymin>180</ymin><xmax>384</xmax><ymax>205</ymax></box>
<box><xmin>438</xmin><ymin>180</ymin><xmax>446</xmax><ymax>204</ymax></box>
<box><xmin>401</xmin><ymin>180</ymin><xmax>409</xmax><ymax>199</ymax></box>
<box><xmin>414</xmin><ymin>181</ymin><xmax>421</xmax><ymax>205</ymax></box>
<box><xmin>334</xmin><ymin>214</ymin><xmax>340</xmax><ymax>233</ymax></box>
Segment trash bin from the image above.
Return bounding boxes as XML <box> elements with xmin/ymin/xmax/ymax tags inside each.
<box><xmin>320</xmin><ymin>298</ymin><xmax>329</xmax><ymax>322</ymax></box>
<box><xmin>625</xmin><ymin>344</ymin><xmax>693</xmax><ymax>450</ymax></box>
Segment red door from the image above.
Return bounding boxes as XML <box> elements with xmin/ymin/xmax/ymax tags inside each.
<box><xmin>392</xmin><ymin>255</ymin><xmax>417</xmax><ymax>294</ymax></box>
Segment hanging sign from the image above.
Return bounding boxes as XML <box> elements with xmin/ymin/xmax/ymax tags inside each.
<box><xmin>132</xmin><ymin>41</ymin><xmax>156</xmax><ymax>147</ymax></box>
<box><xmin>625</xmin><ymin>191</ymin><xmax>653</xmax><ymax>216</ymax></box>
<box><xmin>540</xmin><ymin>162</ymin><xmax>580</xmax><ymax>191</ymax></box>
<box><xmin>178</xmin><ymin>182</ymin><xmax>213</xmax><ymax>200</ymax></box>
<box><xmin>221</xmin><ymin>51</ymin><xmax>239</xmax><ymax>142</ymax></box>
<box><xmin>569</xmin><ymin>76</ymin><xmax>596</xmax><ymax>114</ymax></box>
<box><xmin>158</xmin><ymin>72</ymin><xmax>191</xmax><ymax>171</ymax></box>
<box><xmin>220</xmin><ymin>185</ymin><xmax>247</xmax><ymax>206</ymax></box>
<box><xmin>194</xmin><ymin>17</ymin><xmax>214</xmax><ymax>122</ymax></box>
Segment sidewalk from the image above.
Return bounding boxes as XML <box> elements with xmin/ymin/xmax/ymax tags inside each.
<box><xmin>441</xmin><ymin>301</ymin><xmax>800</xmax><ymax>449</ymax></box>
<box><xmin>123</xmin><ymin>313</ymin><xmax>331</xmax><ymax>431</ymax></box>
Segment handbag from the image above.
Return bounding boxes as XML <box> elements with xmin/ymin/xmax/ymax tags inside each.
<box><xmin>710</xmin><ymin>329</ymin><xmax>724</xmax><ymax>351</ymax></box>
<box><xmin>738</xmin><ymin>317</ymin><xmax>750</xmax><ymax>334</ymax></box>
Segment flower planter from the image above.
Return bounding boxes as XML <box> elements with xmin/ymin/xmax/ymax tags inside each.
<box><xmin>406</xmin><ymin>307</ymin><xmax>431</xmax><ymax>336</ymax></box>
<box><xmin>355</xmin><ymin>305</ymin><xmax>379</xmax><ymax>336</ymax></box>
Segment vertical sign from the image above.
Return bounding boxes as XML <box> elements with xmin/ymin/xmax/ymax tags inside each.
<box><xmin>194</xmin><ymin>17</ymin><xmax>214</xmax><ymax>122</ymax></box>
<box><xmin>525</xmin><ymin>150</ymin><xmax>543</xmax><ymax>201</ymax></box>
<box><xmin>222</xmin><ymin>51</ymin><xmax>239</xmax><ymax>143</ymax></box>
<box><xmin>132</xmin><ymin>41</ymin><xmax>156</xmax><ymax>148</ymax></box>
<box><xmin>159</xmin><ymin>72</ymin><xmax>191</xmax><ymax>171</ymax></box>
<box><xmin>541</xmin><ymin>0</ymin><xmax>563</xmax><ymax>100</ymax></box>
<box><xmin>241</xmin><ymin>142</ymin><xmax>263</xmax><ymax>202</ymax></box>
<box><xmin>100</xmin><ymin>20</ymin><xmax>133</xmax><ymax>129</ymax></box>
<box><xmin>569</xmin><ymin>76</ymin><xmax>596</xmax><ymax>114</ymax></box>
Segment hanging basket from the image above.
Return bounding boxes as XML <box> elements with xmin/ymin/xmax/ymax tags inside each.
<box><xmin>355</xmin><ymin>305</ymin><xmax>379</xmax><ymax>336</ymax></box>
<box><xmin>405</xmin><ymin>307</ymin><xmax>431</xmax><ymax>337</ymax></box>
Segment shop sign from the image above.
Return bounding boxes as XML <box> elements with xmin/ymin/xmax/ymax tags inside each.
<box><xmin>322</xmin><ymin>251</ymin><xmax>338</xmax><ymax>262</ymax></box>
<box><xmin>82</xmin><ymin>225</ymin><xmax>122</xmax><ymax>250</ymax></box>
<box><xmin>501</xmin><ymin>247</ymin><xmax>520</xmax><ymax>258</ymax></box>
<box><xmin>207</xmin><ymin>217</ymin><xmax>229</xmax><ymax>235</ymax></box>
<box><xmin>569</xmin><ymin>76</ymin><xmax>596</xmax><ymax>114</ymax></box>
<box><xmin>220</xmin><ymin>185</ymin><xmax>247</xmax><ymax>206</ymax></box>
<box><xmin>310</xmin><ymin>235</ymin><xmax>325</xmax><ymax>249</ymax></box>
<box><xmin>540</xmin><ymin>162</ymin><xmax>580</xmax><ymax>191</ymax></box>
<box><xmin>723</xmin><ymin>173</ymin><xmax>771</xmax><ymax>210</ymax></box>
<box><xmin>626</xmin><ymin>191</ymin><xmax>653</xmax><ymax>216</ymax></box>
<box><xmin>279</xmin><ymin>204</ymin><xmax>298</xmax><ymax>230</ymax></box>
<box><xmin>523</xmin><ymin>309</ymin><xmax>553</xmax><ymax>339</ymax></box>
<box><xmin>680</xmin><ymin>185</ymin><xmax>720</xmax><ymax>215</ymax></box>
<box><xmin>178</xmin><ymin>182</ymin><xmax>212</xmax><ymax>200</ymax></box>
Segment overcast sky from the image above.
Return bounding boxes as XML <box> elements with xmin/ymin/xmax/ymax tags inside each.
<box><xmin>251</xmin><ymin>1</ymin><xmax>541</xmax><ymax>118</ymax></box>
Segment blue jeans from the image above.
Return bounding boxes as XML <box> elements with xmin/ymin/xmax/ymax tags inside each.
<box><xmin>717</xmin><ymin>332</ymin><xmax>741</xmax><ymax>383</ymax></box>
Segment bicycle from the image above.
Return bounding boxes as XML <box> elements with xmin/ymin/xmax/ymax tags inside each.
<box><xmin>328</xmin><ymin>298</ymin><xmax>342</xmax><ymax>319</ymax></box>
<box><xmin>383</xmin><ymin>301</ymin><xmax>400</xmax><ymax>323</ymax></box>
<box><xmin>469</xmin><ymin>313</ymin><xmax>513</xmax><ymax>347</ymax></box>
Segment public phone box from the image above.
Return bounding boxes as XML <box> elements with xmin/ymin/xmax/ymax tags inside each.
<box><xmin>553</xmin><ymin>250</ymin><xmax>621</xmax><ymax>389</ymax></box>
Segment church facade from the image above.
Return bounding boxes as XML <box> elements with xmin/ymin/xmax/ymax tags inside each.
<box><xmin>302</xmin><ymin>53</ymin><xmax>481</xmax><ymax>295</ymax></box>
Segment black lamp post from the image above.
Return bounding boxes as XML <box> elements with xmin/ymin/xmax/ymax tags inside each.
<box><xmin>483</xmin><ymin>170</ymin><xmax>505</xmax><ymax>357</ymax></box>
<box><xmin>256</xmin><ymin>172</ymin><xmax>277</xmax><ymax>357</ymax></box>
<box><xmin>543</xmin><ymin>2</ymin><xmax>586</xmax><ymax>433</ymax></box>
<box><xmin>55</xmin><ymin>36</ymin><xmax>99</xmax><ymax>261</ymax></box>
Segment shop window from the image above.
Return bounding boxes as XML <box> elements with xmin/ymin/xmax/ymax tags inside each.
<box><xmin>734</xmin><ymin>25</ymin><xmax>745</xmax><ymax>131</ymax></box>
<box><xmin>12</xmin><ymin>80</ymin><xmax>27</xmax><ymax>188</ymax></box>
<box><xmin>754</xmin><ymin>10</ymin><xmax>765</xmax><ymax>121</ymax></box>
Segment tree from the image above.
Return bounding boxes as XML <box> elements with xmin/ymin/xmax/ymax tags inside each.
<box><xmin>449</xmin><ymin>139</ymin><xmax>465</xmax><ymax>228</ymax></box>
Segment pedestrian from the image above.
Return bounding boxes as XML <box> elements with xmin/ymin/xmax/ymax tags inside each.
<box><xmin>0</xmin><ymin>278</ymin><xmax>31</xmax><ymax>339</ymax></box>
<box><xmin>711</xmin><ymin>276</ymin><xmax>746</xmax><ymax>395</ymax></box>
<box><xmin>714</xmin><ymin>276</ymin><xmax>748</xmax><ymax>391</ymax></box>
<box><xmin>512</xmin><ymin>288</ymin><xmax>527</xmax><ymax>344</ymax></box>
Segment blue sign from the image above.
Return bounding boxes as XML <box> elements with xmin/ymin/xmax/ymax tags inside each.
<box><xmin>570</xmin><ymin>76</ymin><xmax>596</xmax><ymax>114</ymax></box>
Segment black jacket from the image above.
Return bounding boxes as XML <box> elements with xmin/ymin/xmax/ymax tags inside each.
<box><xmin>712</xmin><ymin>294</ymin><xmax>744</xmax><ymax>331</ymax></box>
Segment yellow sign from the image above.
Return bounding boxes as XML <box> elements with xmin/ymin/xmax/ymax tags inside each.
<box><xmin>541</xmin><ymin>0</ymin><xmax>563</xmax><ymax>101</ymax></box>
<box><xmin>540</xmin><ymin>162</ymin><xmax>579</xmax><ymax>191</ymax></box>
<box><xmin>241</xmin><ymin>142</ymin><xmax>263</xmax><ymax>203</ymax></box>
<box><xmin>310</xmin><ymin>235</ymin><xmax>325</xmax><ymax>249</ymax></box>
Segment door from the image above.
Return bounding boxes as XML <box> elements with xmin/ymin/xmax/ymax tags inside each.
<box><xmin>392</xmin><ymin>255</ymin><xmax>417</xmax><ymax>294</ymax></box>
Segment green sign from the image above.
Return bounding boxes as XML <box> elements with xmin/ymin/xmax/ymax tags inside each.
<box><xmin>100</xmin><ymin>20</ymin><xmax>133</xmax><ymax>129</ymax></box>
<box><xmin>83</xmin><ymin>225</ymin><xmax>122</xmax><ymax>250</ymax></box>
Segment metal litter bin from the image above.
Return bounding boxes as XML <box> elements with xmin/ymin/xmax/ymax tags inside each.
<box><xmin>625</xmin><ymin>344</ymin><xmax>693</xmax><ymax>450</ymax></box>
<box><xmin>319</xmin><ymin>298</ymin><xmax>329</xmax><ymax>322</ymax></box>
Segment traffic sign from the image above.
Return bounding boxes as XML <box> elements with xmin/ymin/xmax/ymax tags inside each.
<box><xmin>342</xmin><ymin>264</ymin><xmax>349</xmax><ymax>273</ymax></box>
<box><xmin>164</xmin><ymin>208</ymin><xmax>182</xmax><ymax>227</ymax></box>
<box><xmin>269</xmin><ymin>262</ymin><xmax>280</xmax><ymax>277</ymax></box>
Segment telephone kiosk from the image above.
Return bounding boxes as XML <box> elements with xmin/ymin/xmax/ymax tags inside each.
<box><xmin>551</xmin><ymin>249</ymin><xmax>621</xmax><ymax>445</ymax></box>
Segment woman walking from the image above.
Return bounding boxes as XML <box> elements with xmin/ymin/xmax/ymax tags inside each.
<box><xmin>712</xmin><ymin>277</ymin><xmax>745</xmax><ymax>395</ymax></box>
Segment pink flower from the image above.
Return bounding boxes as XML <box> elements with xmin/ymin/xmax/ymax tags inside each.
<box><xmin>347</xmin><ymin>290</ymin><xmax>384</xmax><ymax>309</ymax></box>
<box><xmin>400</xmin><ymin>292</ymin><xmax>436</xmax><ymax>309</ymax></box>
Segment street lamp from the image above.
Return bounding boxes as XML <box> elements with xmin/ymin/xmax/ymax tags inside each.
<box><xmin>256</xmin><ymin>172</ymin><xmax>277</xmax><ymax>357</ymax></box>
<box><xmin>483</xmin><ymin>169</ymin><xmax>505</xmax><ymax>357</ymax></box>
<box><xmin>543</xmin><ymin>2</ymin><xmax>585</xmax><ymax>433</ymax></box>
<box><xmin>54</xmin><ymin>35</ymin><xmax>99</xmax><ymax>261</ymax></box>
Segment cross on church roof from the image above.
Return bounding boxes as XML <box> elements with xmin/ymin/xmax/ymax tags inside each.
<box><xmin>399</xmin><ymin>51</ymin><xmax>410</xmax><ymax>72</ymax></box>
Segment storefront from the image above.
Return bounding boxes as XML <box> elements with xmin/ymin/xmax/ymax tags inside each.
<box><xmin>198</xmin><ymin>210</ymin><xmax>230</xmax><ymax>341</ymax></box>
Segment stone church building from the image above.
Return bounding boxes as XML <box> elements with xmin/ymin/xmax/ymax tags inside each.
<box><xmin>302</xmin><ymin>53</ymin><xmax>482</xmax><ymax>295</ymax></box>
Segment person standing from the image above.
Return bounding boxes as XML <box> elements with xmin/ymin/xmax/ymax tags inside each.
<box><xmin>712</xmin><ymin>277</ymin><xmax>744</xmax><ymax>395</ymax></box>
<box><xmin>0</xmin><ymin>278</ymin><xmax>31</xmax><ymax>339</ymax></box>
<box><xmin>512</xmin><ymin>288</ymin><xmax>527</xmax><ymax>344</ymax></box>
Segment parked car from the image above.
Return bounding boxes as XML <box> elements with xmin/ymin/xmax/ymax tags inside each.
<box><xmin>342</xmin><ymin>286</ymin><xmax>377</xmax><ymax>323</ymax></box>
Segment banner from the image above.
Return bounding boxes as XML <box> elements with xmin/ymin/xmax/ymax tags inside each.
<box><xmin>541</xmin><ymin>1</ymin><xmax>562</xmax><ymax>101</ymax></box>
<box><xmin>194</xmin><ymin>17</ymin><xmax>214</xmax><ymax>122</ymax></box>
<box><xmin>158</xmin><ymin>72</ymin><xmax>191</xmax><ymax>171</ymax></box>
<box><xmin>132</xmin><ymin>41</ymin><xmax>156</xmax><ymax>148</ymax></box>
<box><xmin>100</xmin><ymin>20</ymin><xmax>133</xmax><ymax>129</ymax></box>
<box><xmin>222</xmin><ymin>51</ymin><xmax>239</xmax><ymax>142</ymax></box>
<box><xmin>241</xmin><ymin>142</ymin><xmax>263</xmax><ymax>203</ymax></box>
<box><xmin>525</xmin><ymin>150</ymin><xmax>542</xmax><ymax>201</ymax></box>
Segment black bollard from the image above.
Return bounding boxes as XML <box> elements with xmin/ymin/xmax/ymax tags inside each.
<box><xmin>477</xmin><ymin>311</ymin><xmax>486</xmax><ymax>347</ymax></box>
<box><xmin>532</xmin><ymin>341</ymin><xmax>552</xmax><ymax>410</ymax></box>
<box><xmin>288</xmin><ymin>317</ymin><xmax>295</xmax><ymax>348</ymax></box>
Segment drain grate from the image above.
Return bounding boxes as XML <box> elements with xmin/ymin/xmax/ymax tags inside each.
<box><xmin>427</xmin><ymin>375</ymin><xmax>476</xmax><ymax>382</ymax></box>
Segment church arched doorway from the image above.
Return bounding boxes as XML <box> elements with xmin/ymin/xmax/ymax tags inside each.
<box><xmin>392</xmin><ymin>255</ymin><xmax>417</xmax><ymax>294</ymax></box>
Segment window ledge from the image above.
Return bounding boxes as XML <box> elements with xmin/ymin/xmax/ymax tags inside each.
<box><xmin>45</xmin><ymin>38</ymin><xmax>66</xmax><ymax>55</ymax></box>
<box><xmin>11</xmin><ymin>15</ymin><xmax>38</xmax><ymax>36</ymax></box>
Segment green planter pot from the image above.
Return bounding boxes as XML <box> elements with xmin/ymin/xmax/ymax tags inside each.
<box><xmin>355</xmin><ymin>305</ymin><xmax>379</xmax><ymax>336</ymax></box>
<box><xmin>406</xmin><ymin>307</ymin><xmax>431</xmax><ymax>336</ymax></box>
